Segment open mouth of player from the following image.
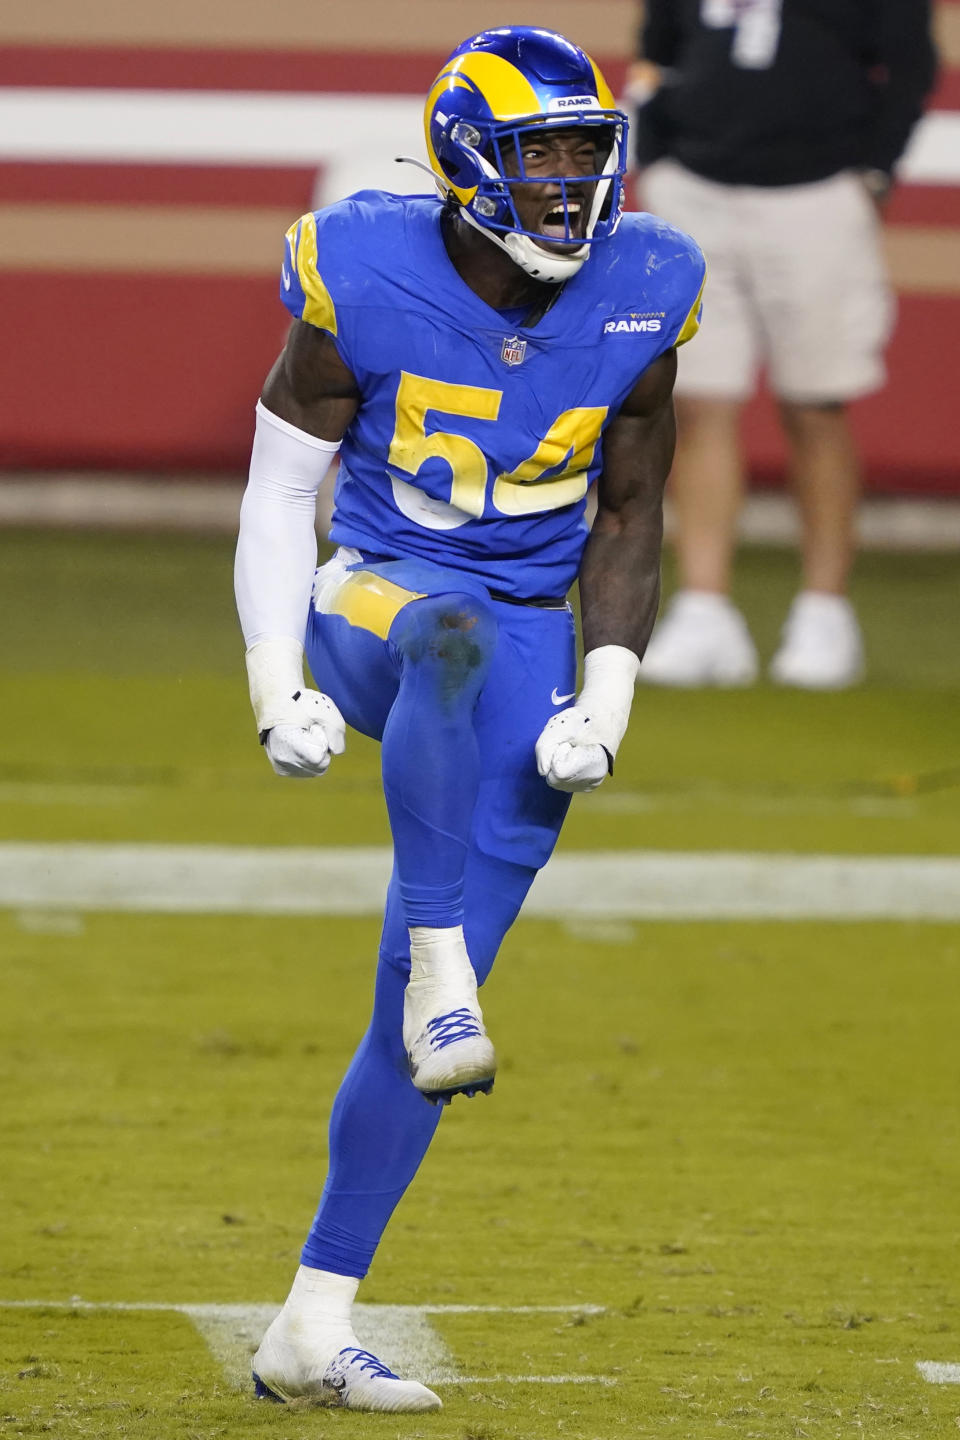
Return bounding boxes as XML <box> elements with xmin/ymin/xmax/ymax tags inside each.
<box><xmin>535</xmin><ymin>199</ymin><xmax>586</xmax><ymax>250</ymax></box>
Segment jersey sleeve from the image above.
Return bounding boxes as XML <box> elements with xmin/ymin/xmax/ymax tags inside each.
<box><xmin>280</xmin><ymin>211</ymin><xmax>339</xmax><ymax>336</ymax></box>
<box><xmin>672</xmin><ymin>264</ymin><xmax>705</xmax><ymax>349</ymax></box>
<box><xmin>658</xmin><ymin>225</ymin><xmax>707</xmax><ymax>351</ymax></box>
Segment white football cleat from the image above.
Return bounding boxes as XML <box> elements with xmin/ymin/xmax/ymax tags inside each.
<box><xmin>252</xmin><ymin>1289</ymin><xmax>441</xmax><ymax>1412</ymax></box>
<box><xmin>769</xmin><ymin>592</ymin><xmax>864</xmax><ymax>689</ymax></box>
<box><xmin>404</xmin><ymin>927</ymin><xmax>496</xmax><ymax>1104</ymax></box>
<box><xmin>638</xmin><ymin>590</ymin><xmax>759</xmax><ymax>687</ymax></box>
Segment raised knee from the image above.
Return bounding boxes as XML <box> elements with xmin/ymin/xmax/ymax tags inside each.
<box><xmin>394</xmin><ymin>594</ymin><xmax>498</xmax><ymax>682</ymax></box>
<box><xmin>397</xmin><ymin>593</ymin><xmax>495</xmax><ymax>659</ymax></box>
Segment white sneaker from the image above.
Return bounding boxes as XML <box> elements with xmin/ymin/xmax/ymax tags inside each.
<box><xmin>403</xmin><ymin>926</ymin><xmax>496</xmax><ymax>1104</ymax></box>
<box><xmin>252</xmin><ymin>1269</ymin><xmax>441</xmax><ymax>1413</ymax></box>
<box><xmin>769</xmin><ymin>592</ymin><xmax>864</xmax><ymax>689</ymax></box>
<box><xmin>638</xmin><ymin>590</ymin><xmax>759</xmax><ymax>687</ymax></box>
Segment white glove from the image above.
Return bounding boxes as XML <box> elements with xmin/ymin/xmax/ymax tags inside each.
<box><xmin>263</xmin><ymin>690</ymin><xmax>346</xmax><ymax>778</ymax></box>
<box><xmin>245</xmin><ymin>636</ymin><xmax>346</xmax><ymax>780</ymax></box>
<box><xmin>535</xmin><ymin>707</ymin><xmax>612</xmax><ymax>792</ymax></box>
<box><xmin>535</xmin><ymin>645</ymin><xmax>639</xmax><ymax>794</ymax></box>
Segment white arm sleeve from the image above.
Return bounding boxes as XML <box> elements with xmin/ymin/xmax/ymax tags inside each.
<box><xmin>234</xmin><ymin>400</ymin><xmax>341</xmax><ymax>649</ymax></box>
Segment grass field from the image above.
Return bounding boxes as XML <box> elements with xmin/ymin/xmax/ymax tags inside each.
<box><xmin>1</xmin><ymin>529</ymin><xmax>959</xmax><ymax>1438</ymax></box>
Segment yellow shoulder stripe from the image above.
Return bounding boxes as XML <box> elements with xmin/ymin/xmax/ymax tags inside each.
<box><xmin>675</xmin><ymin>271</ymin><xmax>706</xmax><ymax>348</ymax></box>
<box><xmin>286</xmin><ymin>212</ymin><xmax>338</xmax><ymax>335</ymax></box>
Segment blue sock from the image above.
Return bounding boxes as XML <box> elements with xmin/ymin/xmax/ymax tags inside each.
<box><xmin>380</xmin><ymin>594</ymin><xmax>498</xmax><ymax>929</ymax></box>
<box><xmin>300</xmin><ymin>854</ymin><xmax>536</xmax><ymax>1278</ymax></box>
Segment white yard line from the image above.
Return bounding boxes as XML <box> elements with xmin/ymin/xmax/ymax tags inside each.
<box><xmin>0</xmin><ymin>1298</ymin><xmax>608</xmax><ymax>1389</ymax></box>
<box><xmin>7</xmin><ymin>1298</ymin><xmax>955</xmax><ymax>1390</ymax></box>
<box><xmin>190</xmin><ymin>1303</ymin><xmax>459</xmax><ymax>1388</ymax></box>
<box><xmin>917</xmin><ymin>1361</ymin><xmax>960</xmax><ymax>1384</ymax></box>
<box><xmin>447</xmin><ymin>1375</ymin><xmax>616</xmax><ymax>1385</ymax></box>
<box><xmin>0</xmin><ymin>1299</ymin><xmax>603</xmax><ymax>1313</ymax></box>
<box><xmin>3</xmin><ymin>843</ymin><xmax>960</xmax><ymax>920</ymax></box>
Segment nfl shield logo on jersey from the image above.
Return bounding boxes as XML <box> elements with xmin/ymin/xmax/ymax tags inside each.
<box><xmin>501</xmin><ymin>335</ymin><xmax>527</xmax><ymax>367</ymax></box>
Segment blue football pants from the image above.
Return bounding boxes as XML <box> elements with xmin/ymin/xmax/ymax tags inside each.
<box><xmin>297</xmin><ymin>551</ymin><xmax>575</xmax><ymax>1278</ymax></box>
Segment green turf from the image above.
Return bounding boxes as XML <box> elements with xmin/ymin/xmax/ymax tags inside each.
<box><xmin>2</xmin><ymin>912</ymin><xmax>959</xmax><ymax>1437</ymax></box>
<box><xmin>1</xmin><ymin>528</ymin><xmax>959</xmax><ymax>1436</ymax></box>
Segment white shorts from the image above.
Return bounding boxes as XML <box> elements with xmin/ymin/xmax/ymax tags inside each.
<box><xmin>640</xmin><ymin>159</ymin><xmax>895</xmax><ymax>403</ymax></box>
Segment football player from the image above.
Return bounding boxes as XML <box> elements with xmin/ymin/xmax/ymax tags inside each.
<box><xmin>235</xmin><ymin>25</ymin><xmax>705</xmax><ymax>1412</ymax></box>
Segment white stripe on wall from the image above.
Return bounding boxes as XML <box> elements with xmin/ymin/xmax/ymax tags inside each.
<box><xmin>2</xmin><ymin>91</ymin><xmax>959</xmax><ymax>200</ymax></box>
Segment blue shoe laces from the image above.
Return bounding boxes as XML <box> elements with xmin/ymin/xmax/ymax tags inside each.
<box><xmin>338</xmin><ymin>1347</ymin><xmax>400</xmax><ymax>1380</ymax></box>
<box><xmin>426</xmin><ymin>1007</ymin><xmax>483</xmax><ymax>1051</ymax></box>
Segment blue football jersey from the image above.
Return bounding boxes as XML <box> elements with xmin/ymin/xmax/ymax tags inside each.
<box><xmin>280</xmin><ymin>192</ymin><xmax>704</xmax><ymax>600</ymax></box>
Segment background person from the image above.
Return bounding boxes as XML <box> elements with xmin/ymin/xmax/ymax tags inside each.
<box><xmin>630</xmin><ymin>0</ymin><xmax>938</xmax><ymax>688</ymax></box>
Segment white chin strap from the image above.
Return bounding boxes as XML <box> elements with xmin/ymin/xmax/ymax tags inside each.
<box><xmin>460</xmin><ymin>206</ymin><xmax>588</xmax><ymax>283</ymax></box>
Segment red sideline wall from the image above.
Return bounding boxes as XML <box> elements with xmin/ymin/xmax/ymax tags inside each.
<box><xmin>1</xmin><ymin>0</ymin><xmax>959</xmax><ymax>495</ymax></box>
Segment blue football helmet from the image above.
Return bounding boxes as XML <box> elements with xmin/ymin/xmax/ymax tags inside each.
<box><xmin>424</xmin><ymin>26</ymin><xmax>629</xmax><ymax>282</ymax></box>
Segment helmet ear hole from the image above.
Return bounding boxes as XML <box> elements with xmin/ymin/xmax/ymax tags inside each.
<box><xmin>436</xmin><ymin>130</ymin><xmax>480</xmax><ymax>191</ymax></box>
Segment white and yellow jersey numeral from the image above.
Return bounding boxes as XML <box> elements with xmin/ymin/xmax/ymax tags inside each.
<box><xmin>387</xmin><ymin>372</ymin><xmax>607</xmax><ymax>531</ymax></box>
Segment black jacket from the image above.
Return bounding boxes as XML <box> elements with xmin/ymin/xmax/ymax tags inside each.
<box><xmin>636</xmin><ymin>0</ymin><xmax>938</xmax><ymax>186</ymax></box>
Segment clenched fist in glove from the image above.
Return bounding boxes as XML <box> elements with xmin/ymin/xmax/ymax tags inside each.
<box><xmin>245</xmin><ymin>635</ymin><xmax>346</xmax><ymax>779</ymax></box>
<box><xmin>535</xmin><ymin>645</ymin><xmax>639</xmax><ymax>793</ymax></box>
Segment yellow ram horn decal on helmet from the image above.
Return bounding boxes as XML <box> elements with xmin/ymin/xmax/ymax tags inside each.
<box><xmin>443</xmin><ymin>52</ymin><xmax>544</xmax><ymax>122</ymax></box>
<box><xmin>424</xmin><ymin>69</ymin><xmax>476</xmax><ymax>202</ymax></box>
<box><xmin>587</xmin><ymin>56</ymin><xmax>617</xmax><ymax>111</ymax></box>
<box><xmin>424</xmin><ymin>53</ymin><xmax>547</xmax><ymax>205</ymax></box>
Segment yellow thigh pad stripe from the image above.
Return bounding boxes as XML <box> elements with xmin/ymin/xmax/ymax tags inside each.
<box><xmin>329</xmin><ymin>571</ymin><xmax>425</xmax><ymax>640</ymax></box>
